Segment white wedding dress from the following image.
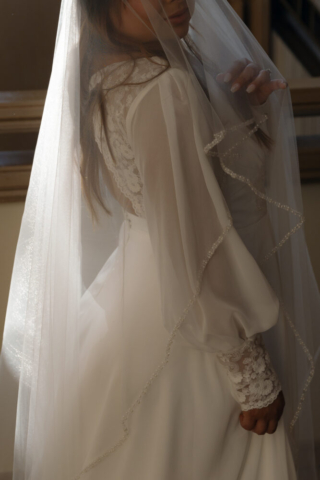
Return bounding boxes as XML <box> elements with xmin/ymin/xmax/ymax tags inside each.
<box><xmin>77</xmin><ymin>57</ymin><xmax>297</xmax><ymax>479</ymax></box>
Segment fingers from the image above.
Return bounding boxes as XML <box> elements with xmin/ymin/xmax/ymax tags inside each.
<box><xmin>240</xmin><ymin>413</ymin><xmax>279</xmax><ymax>435</ymax></box>
<box><xmin>245</xmin><ymin>69</ymin><xmax>271</xmax><ymax>93</ymax></box>
<box><xmin>239</xmin><ymin>412</ymin><xmax>257</xmax><ymax>431</ymax></box>
<box><xmin>216</xmin><ymin>58</ymin><xmax>251</xmax><ymax>84</ymax></box>
<box><xmin>246</xmin><ymin>70</ymin><xmax>288</xmax><ymax>95</ymax></box>
<box><xmin>217</xmin><ymin>61</ymin><xmax>259</xmax><ymax>92</ymax></box>
<box><xmin>252</xmin><ymin>419</ymin><xmax>269</xmax><ymax>435</ymax></box>
<box><xmin>229</xmin><ymin>63</ymin><xmax>260</xmax><ymax>93</ymax></box>
<box><xmin>239</xmin><ymin>392</ymin><xmax>285</xmax><ymax>436</ymax></box>
<box><xmin>216</xmin><ymin>62</ymin><xmax>288</xmax><ymax>101</ymax></box>
<box><xmin>267</xmin><ymin>419</ymin><xmax>278</xmax><ymax>434</ymax></box>
<box><xmin>252</xmin><ymin>418</ymin><xmax>279</xmax><ymax>435</ymax></box>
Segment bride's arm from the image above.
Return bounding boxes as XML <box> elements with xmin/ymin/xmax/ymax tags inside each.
<box><xmin>126</xmin><ymin>68</ymin><xmax>282</xmax><ymax>421</ymax></box>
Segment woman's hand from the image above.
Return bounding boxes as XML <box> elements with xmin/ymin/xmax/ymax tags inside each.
<box><xmin>239</xmin><ymin>391</ymin><xmax>285</xmax><ymax>435</ymax></box>
<box><xmin>216</xmin><ymin>58</ymin><xmax>288</xmax><ymax>106</ymax></box>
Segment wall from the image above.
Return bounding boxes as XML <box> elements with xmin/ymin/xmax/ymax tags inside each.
<box><xmin>272</xmin><ymin>32</ymin><xmax>320</xmax><ymax>136</ymax></box>
<box><xmin>0</xmin><ymin>0</ymin><xmax>61</xmax><ymax>91</ymax></box>
<box><xmin>0</xmin><ymin>0</ymin><xmax>59</xmax><ymax>337</ymax></box>
<box><xmin>0</xmin><ymin>0</ymin><xmax>61</xmax><ymax>152</ymax></box>
<box><xmin>0</xmin><ymin>203</ymin><xmax>24</xmax><ymax>345</ymax></box>
<box><xmin>301</xmin><ymin>183</ymin><xmax>320</xmax><ymax>288</ymax></box>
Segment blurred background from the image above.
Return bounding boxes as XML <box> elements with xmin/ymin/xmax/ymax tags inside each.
<box><xmin>0</xmin><ymin>0</ymin><xmax>320</xmax><ymax>468</ymax></box>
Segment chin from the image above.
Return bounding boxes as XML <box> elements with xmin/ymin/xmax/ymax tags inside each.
<box><xmin>174</xmin><ymin>22</ymin><xmax>190</xmax><ymax>38</ymax></box>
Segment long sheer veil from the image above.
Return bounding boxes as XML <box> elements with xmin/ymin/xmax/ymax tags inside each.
<box><xmin>0</xmin><ymin>0</ymin><xmax>319</xmax><ymax>478</ymax></box>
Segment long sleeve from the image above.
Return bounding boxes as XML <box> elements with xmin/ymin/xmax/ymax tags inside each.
<box><xmin>126</xmin><ymin>68</ymin><xmax>281</xmax><ymax>410</ymax></box>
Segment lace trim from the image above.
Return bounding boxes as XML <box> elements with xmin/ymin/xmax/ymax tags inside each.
<box><xmin>73</xmin><ymin>215</ymin><xmax>233</xmax><ymax>480</ymax></box>
<box><xmin>280</xmin><ymin>300</ymin><xmax>316</xmax><ymax>433</ymax></box>
<box><xmin>216</xmin><ymin>334</ymin><xmax>282</xmax><ymax>411</ymax></box>
<box><xmin>204</xmin><ymin>118</ymin><xmax>255</xmax><ymax>154</ymax></box>
<box><xmin>205</xmin><ymin>114</ymin><xmax>305</xmax><ymax>264</ymax></box>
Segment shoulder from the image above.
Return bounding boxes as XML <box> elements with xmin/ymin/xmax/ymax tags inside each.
<box><xmin>89</xmin><ymin>56</ymin><xmax>170</xmax><ymax>91</ymax></box>
<box><xmin>125</xmin><ymin>66</ymin><xmax>193</xmax><ymax>151</ymax></box>
<box><xmin>89</xmin><ymin>56</ymin><xmax>190</xmax><ymax>114</ymax></box>
<box><xmin>131</xmin><ymin>65</ymin><xmax>189</xmax><ymax>105</ymax></box>
<box><xmin>125</xmin><ymin>66</ymin><xmax>190</xmax><ymax>125</ymax></box>
<box><xmin>90</xmin><ymin>56</ymin><xmax>170</xmax><ymax>126</ymax></box>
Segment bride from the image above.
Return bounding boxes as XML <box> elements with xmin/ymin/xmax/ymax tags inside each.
<box><xmin>0</xmin><ymin>0</ymin><xmax>319</xmax><ymax>478</ymax></box>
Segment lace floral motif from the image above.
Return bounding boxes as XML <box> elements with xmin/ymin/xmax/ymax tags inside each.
<box><xmin>91</xmin><ymin>57</ymin><xmax>168</xmax><ymax>218</ymax></box>
<box><xmin>216</xmin><ymin>334</ymin><xmax>282</xmax><ymax>411</ymax></box>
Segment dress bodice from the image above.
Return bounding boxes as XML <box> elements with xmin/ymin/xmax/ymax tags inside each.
<box><xmin>91</xmin><ymin>55</ymin><xmax>269</xmax><ymax>228</ymax></box>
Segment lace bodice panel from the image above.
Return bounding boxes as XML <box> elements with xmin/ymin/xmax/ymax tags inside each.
<box><xmin>91</xmin><ymin>56</ymin><xmax>168</xmax><ymax>218</ymax></box>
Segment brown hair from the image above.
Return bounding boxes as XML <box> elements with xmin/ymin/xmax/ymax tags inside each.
<box><xmin>79</xmin><ymin>0</ymin><xmax>169</xmax><ymax>220</ymax></box>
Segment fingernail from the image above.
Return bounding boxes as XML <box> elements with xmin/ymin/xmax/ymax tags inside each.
<box><xmin>231</xmin><ymin>83</ymin><xmax>240</xmax><ymax>93</ymax></box>
<box><xmin>246</xmin><ymin>84</ymin><xmax>256</xmax><ymax>93</ymax></box>
<box><xmin>224</xmin><ymin>73</ymin><xmax>232</xmax><ymax>83</ymax></box>
<box><xmin>282</xmin><ymin>81</ymin><xmax>288</xmax><ymax>88</ymax></box>
<box><xmin>216</xmin><ymin>73</ymin><xmax>225</xmax><ymax>82</ymax></box>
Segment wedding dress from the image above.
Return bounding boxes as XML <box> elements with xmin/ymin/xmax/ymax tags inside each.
<box><xmin>73</xmin><ymin>56</ymin><xmax>297</xmax><ymax>479</ymax></box>
<box><xmin>1</xmin><ymin>0</ymin><xmax>319</xmax><ymax>477</ymax></box>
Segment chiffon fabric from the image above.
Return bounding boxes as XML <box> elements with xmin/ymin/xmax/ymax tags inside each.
<box><xmin>77</xmin><ymin>210</ymin><xmax>297</xmax><ymax>480</ymax></box>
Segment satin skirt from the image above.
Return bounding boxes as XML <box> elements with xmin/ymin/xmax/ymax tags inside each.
<box><xmin>78</xmin><ymin>211</ymin><xmax>297</xmax><ymax>480</ymax></box>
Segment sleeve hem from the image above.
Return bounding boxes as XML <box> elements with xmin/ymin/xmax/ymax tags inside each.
<box><xmin>240</xmin><ymin>384</ymin><xmax>282</xmax><ymax>411</ymax></box>
<box><xmin>217</xmin><ymin>334</ymin><xmax>282</xmax><ymax>411</ymax></box>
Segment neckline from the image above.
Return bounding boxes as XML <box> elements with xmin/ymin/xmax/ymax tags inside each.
<box><xmin>89</xmin><ymin>56</ymin><xmax>167</xmax><ymax>92</ymax></box>
<box><xmin>105</xmin><ymin>55</ymin><xmax>166</xmax><ymax>69</ymax></box>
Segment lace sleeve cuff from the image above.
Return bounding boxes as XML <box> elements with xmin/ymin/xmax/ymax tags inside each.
<box><xmin>216</xmin><ymin>334</ymin><xmax>282</xmax><ymax>411</ymax></box>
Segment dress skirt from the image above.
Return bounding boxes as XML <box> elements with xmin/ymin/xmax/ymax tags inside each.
<box><xmin>78</xmin><ymin>211</ymin><xmax>297</xmax><ymax>480</ymax></box>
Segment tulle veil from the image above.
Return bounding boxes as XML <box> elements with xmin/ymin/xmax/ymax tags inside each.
<box><xmin>0</xmin><ymin>0</ymin><xmax>319</xmax><ymax>478</ymax></box>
